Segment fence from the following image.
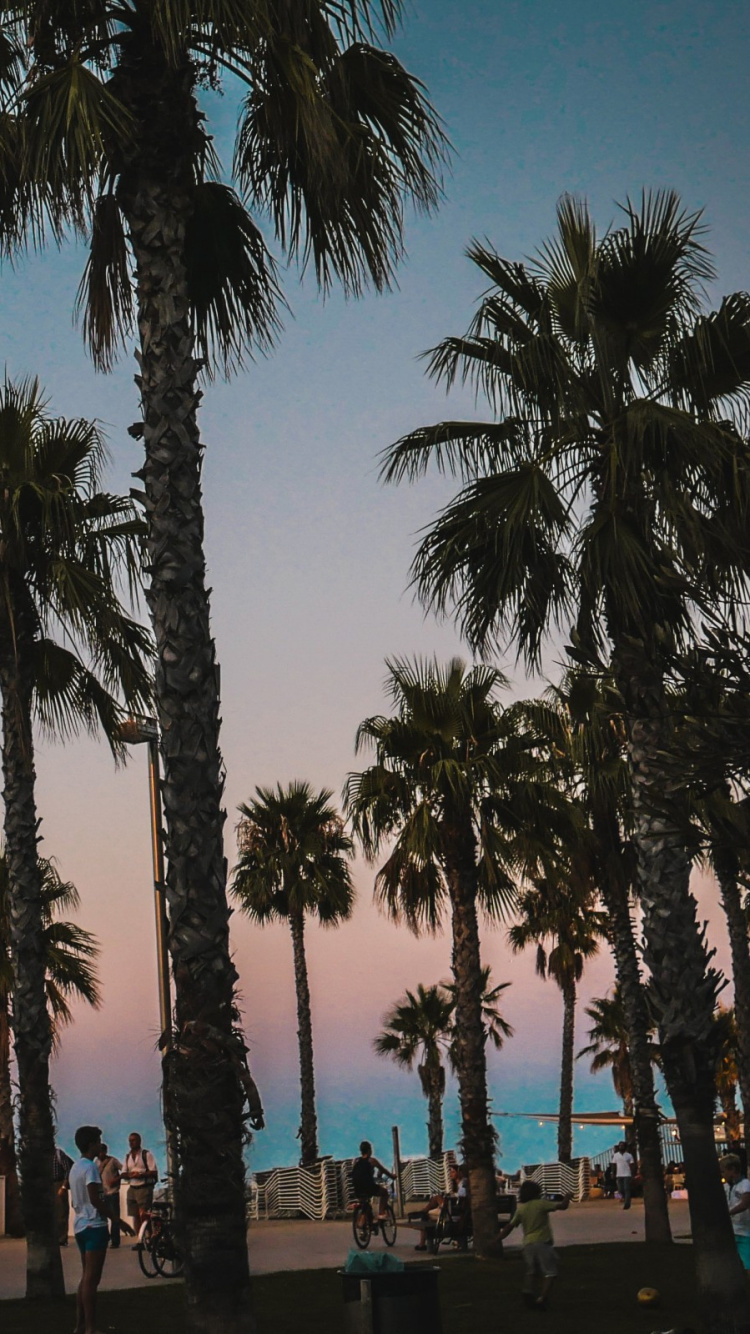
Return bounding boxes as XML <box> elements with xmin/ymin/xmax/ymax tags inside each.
<box><xmin>520</xmin><ymin>1157</ymin><xmax>591</xmax><ymax>1201</ymax></box>
<box><xmin>249</xmin><ymin>1151</ymin><xmax>456</xmax><ymax>1222</ymax></box>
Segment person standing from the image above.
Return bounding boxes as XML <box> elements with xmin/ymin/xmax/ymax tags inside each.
<box><xmin>612</xmin><ymin>1141</ymin><xmax>635</xmax><ymax>1210</ymax></box>
<box><xmin>499</xmin><ymin>1180</ymin><xmax>571</xmax><ymax>1310</ymax></box>
<box><xmin>721</xmin><ymin>1153</ymin><xmax>750</xmax><ymax>1270</ymax></box>
<box><xmin>122</xmin><ymin>1132</ymin><xmax>158</xmax><ymax>1241</ymax></box>
<box><xmin>96</xmin><ymin>1142</ymin><xmax>128</xmax><ymax>1248</ymax></box>
<box><xmin>69</xmin><ymin>1125</ymin><xmax>109</xmax><ymax>1334</ymax></box>
<box><xmin>53</xmin><ymin>1143</ymin><xmax>74</xmax><ymax>1246</ymax></box>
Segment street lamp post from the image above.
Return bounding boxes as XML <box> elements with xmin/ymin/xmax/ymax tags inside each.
<box><xmin>118</xmin><ymin>716</ymin><xmax>176</xmax><ymax>1186</ymax></box>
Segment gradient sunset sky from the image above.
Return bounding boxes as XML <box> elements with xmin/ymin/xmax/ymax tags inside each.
<box><xmin>3</xmin><ymin>0</ymin><xmax>749</xmax><ymax>1173</ymax></box>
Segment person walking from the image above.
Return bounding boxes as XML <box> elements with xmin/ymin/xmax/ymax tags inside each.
<box><xmin>69</xmin><ymin>1125</ymin><xmax>109</xmax><ymax>1334</ymax></box>
<box><xmin>721</xmin><ymin>1154</ymin><xmax>750</xmax><ymax>1270</ymax></box>
<box><xmin>499</xmin><ymin>1180</ymin><xmax>571</xmax><ymax>1310</ymax></box>
<box><xmin>122</xmin><ymin>1132</ymin><xmax>158</xmax><ymax>1242</ymax></box>
<box><xmin>612</xmin><ymin>1141</ymin><xmax>635</xmax><ymax>1210</ymax></box>
<box><xmin>53</xmin><ymin>1143</ymin><xmax>74</xmax><ymax>1246</ymax></box>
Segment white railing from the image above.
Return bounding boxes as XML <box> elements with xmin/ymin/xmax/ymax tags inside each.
<box><xmin>520</xmin><ymin>1157</ymin><xmax>591</xmax><ymax>1201</ymax></box>
<box><xmin>248</xmin><ymin>1151</ymin><xmax>456</xmax><ymax>1222</ymax></box>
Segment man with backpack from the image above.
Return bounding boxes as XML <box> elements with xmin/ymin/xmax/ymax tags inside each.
<box><xmin>122</xmin><ymin>1131</ymin><xmax>159</xmax><ymax>1242</ymax></box>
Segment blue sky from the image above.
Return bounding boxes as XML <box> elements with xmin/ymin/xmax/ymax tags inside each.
<box><xmin>2</xmin><ymin>0</ymin><xmax>747</xmax><ymax>1172</ymax></box>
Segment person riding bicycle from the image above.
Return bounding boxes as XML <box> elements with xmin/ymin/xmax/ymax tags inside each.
<box><xmin>351</xmin><ymin>1141</ymin><xmax>395</xmax><ymax>1220</ymax></box>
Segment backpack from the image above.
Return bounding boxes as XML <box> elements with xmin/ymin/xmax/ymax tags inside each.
<box><xmin>352</xmin><ymin>1157</ymin><xmax>374</xmax><ymax>1197</ymax></box>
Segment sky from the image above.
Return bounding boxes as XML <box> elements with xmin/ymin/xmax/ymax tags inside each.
<box><xmin>2</xmin><ymin>0</ymin><xmax>749</xmax><ymax>1175</ymax></box>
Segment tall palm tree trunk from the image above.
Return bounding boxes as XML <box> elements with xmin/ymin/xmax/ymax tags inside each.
<box><xmin>443</xmin><ymin>819</ymin><xmax>499</xmax><ymax>1256</ymax></box>
<box><xmin>714</xmin><ymin>845</ymin><xmax>750</xmax><ymax>1149</ymax></box>
<box><xmin>288</xmin><ymin>910</ymin><xmax>319</xmax><ymax>1166</ymax></box>
<box><xmin>558</xmin><ymin>976</ymin><xmax>576</xmax><ymax>1164</ymax></box>
<box><xmin>0</xmin><ymin>994</ymin><xmax>24</xmax><ymax>1236</ymax></box>
<box><xmin>0</xmin><ymin>621</ymin><xmax>64</xmax><ymax>1297</ymax></box>
<box><xmin>118</xmin><ymin>49</ymin><xmax>253</xmax><ymax>1334</ymax></box>
<box><xmin>592</xmin><ymin>807</ymin><xmax>672</xmax><ymax>1243</ymax></box>
<box><xmin>422</xmin><ymin>1065</ymin><xmax>445</xmax><ymax>1159</ymax></box>
<box><xmin>618</xmin><ymin>649</ymin><xmax>748</xmax><ymax>1332</ymax></box>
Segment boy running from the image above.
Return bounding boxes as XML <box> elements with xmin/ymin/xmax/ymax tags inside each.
<box><xmin>500</xmin><ymin>1179</ymin><xmax>571</xmax><ymax>1309</ymax></box>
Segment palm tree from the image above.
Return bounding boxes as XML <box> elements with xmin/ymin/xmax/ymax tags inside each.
<box><xmin>374</xmin><ymin>984</ymin><xmax>454</xmax><ymax>1158</ymax></box>
<box><xmin>509</xmin><ymin>875</ymin><xmax>606</xmax><ymax>1162</ymax></box>
<box><xmin>231</xmin><ymin>782</ymin><xmax>354</xmax><ymax>1166</ymax></box>
<box><xmin>442</xmin><ymin>965</ymin><xmax>514</xmax><ymax>1058</ymax></box>
<box><xmin>346</xmin><ymin>655</ymin><xmax>570</xmax><ymax>1255</ymax></box>
<box><xmin>524</xmin><ymin>672</ymin><xmax>671</xmax><ymax>1241</ymax></box>
<box><xmin>578</xmin><ymin>988</ymin><xmax>661</xmax><ymax>1148</ymax></box>
<box><xmin>381</xmin><ymin>193</ymin><xmax>750</xmax><ymax>1322</ymax></box>
<box><xmin>713</xmin><ymin>1007</ymin><xmax>741</xmax><ymax>1143</ymax></box>
<box><xmin>375</xmin><ymin>969</ymin><xmax>513</xmax><ymax>1158</ymax></box>
<box><xmin>4</xmin><ymin>11</ymin><xmax>445</xmax><ymax>1320</ymax></box>
<box><xmin>665</xmin><ymin>644</ymin><xmax>750</xmax><ymax>1151</ymax></box>
<box><xmin>0</xmin><ymin>852</ymin><xmax>101</xmax><ymax>1238</ymax></box>
<box><xmin>0</xmin><ymin>377</ymin><xmax>150</xmax><ymax>1297</ymax></box>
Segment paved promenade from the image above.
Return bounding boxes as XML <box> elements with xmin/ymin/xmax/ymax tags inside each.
<box><xmin>0</xmin><ymin>1198</ymin><xmax>691</xmax><ymax>1301</ymax></box>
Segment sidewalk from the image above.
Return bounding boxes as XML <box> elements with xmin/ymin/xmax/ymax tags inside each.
<box><xmin>0</xmin><ymin>1198</ymin><xmax>691</xmax><ymax>1301</ymax></box>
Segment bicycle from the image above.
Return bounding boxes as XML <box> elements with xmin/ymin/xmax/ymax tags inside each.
<box><xmin>350</xmin><ymin>1177</ymin><xmax>398</xmax><ymax>1250</ymax></box>
<box><xmin>136</xmin><ymin>1195</ymin><xmax>184</xmax><ymax>1279</ymax></box>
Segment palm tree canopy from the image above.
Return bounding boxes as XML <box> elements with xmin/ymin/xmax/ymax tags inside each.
<box><xmin>231</xmin><ymin>780</ymin><xmax>355</xmax><ymax>925</ymax></box>
<box><xmin>0</xmin><ymin>375</ymin><xmax>152</xmax><ymax>743</ymax></box>
<box><xmin>374</xmin><ymin>982</ymin><xmax>453</xmax><ymax>1078</ymax></box>
<box><xmin>577</xmin><ymin>987</ymin><xmax>660</xmax><ymax>1102</ymax></box>
<box><xmin>509</xmin><ymin>874</ymin><xmax>607</xmax><ymax>989</ymax></box>
<box><xmin>0</xmin><ymin>851</ymin><xmax>100</xmax><ymax>1034</ymax></box>
<box><xmin>380</xmin><ymin>192</ymin><xmax>750</xmax><ymax>666</ymax></box>
<box><xmin>5</xmin><ymin>0</ymin><xmax>448</xmax><ymax>372</ymax></box>
<box><xmin>345</xmin><ymin>655</ymin><xmax>577</xmax><ymax>934</ymax></box>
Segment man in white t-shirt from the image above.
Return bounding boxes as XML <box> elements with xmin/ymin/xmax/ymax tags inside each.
<box><xmin>612</xmin><ymin>1141</ymin><xmax>635</xmax><ymax>1210</ymax></box>
<box><xmin>721</xmin><ymin>1153</ymin><xmax>750</xmax><ymax>1270</ymax></box>
<box><xmin>122</xmin><ymin>1131</ymin><xmax>159</xmax><ymax>1241</ymax></box>
<box><xmin>69</xmin><ymin>1125</ymin><xmax>109</xmax><ymax>1334</ymax></box>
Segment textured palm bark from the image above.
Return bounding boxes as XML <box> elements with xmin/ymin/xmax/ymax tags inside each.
<box><xmin>0</xmin><ymin>996</ymin><xmax>24</xmax><ymax>1236</ymax></box>
<box><xmin>0</xmin><ymin>617</ymin><xmax>64</xmax><ymax>1296</ymax></box>
<box><xmin>442</xmin><ymin>817</ymin><xmax>499</xmax><ymax>1256</ymax></box>
<box><xmin>591</xmin><ymin>806</ymin><xmax>671</xmax><ymax>1243</ymax></box>
<box><xmin>616</xmin><ymin>646</ymin><xmax>749</xmax><ymax>1331</ymax></box>
<box><xmin>714</xmin><ymin>847</ymin><xmax>750</xmax><ymax>1148</ymax></box>
<box><xmin>421</xmin><ymin>1064</ymin><xmax>445</xmax><ymax>1158</ymax></box>
<box><xmin>288</xmin><ymin>909</ymin><xmax>319</xmax><ymax>1166</ymax></box>
<box><xmin>557</xmin><ymin>977</ymin><xmax>575</xmax><ymax>1164</ymax></box>
<box><xmin>116</xmin><ymin>45</ymin><xmax>254</xmax><ymax>1334</ymax></box>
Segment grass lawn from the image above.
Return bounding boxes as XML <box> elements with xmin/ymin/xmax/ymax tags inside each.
<box><xmin>2</xmin><ymin>1243</ymin><xmax>702</xmax><ymax>1332</ymax></box>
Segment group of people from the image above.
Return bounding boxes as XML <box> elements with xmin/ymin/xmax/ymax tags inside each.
<box><xmin>55</xmin><ymin>1130</ymin><xmax>159</xmax><ymax>1248</ymax></box>
<box><xmin>62</xmin><ymin>1125</ymin><xmax>160</xmax><ymax>1334</ymax></box>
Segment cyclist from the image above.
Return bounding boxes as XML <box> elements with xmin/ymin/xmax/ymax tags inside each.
<box><xmin>351</xmin><ymin>1141</ymin><xmax>395</xmax><ymax>1220</ymax></box>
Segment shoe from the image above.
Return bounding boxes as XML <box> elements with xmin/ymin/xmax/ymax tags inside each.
<box><xmin>414</xmin><ymin>1244</ymin><xmax>427</xmax><ymax>1252</ymax></box>
<box><xmin>535</xmin><ymin>1298</ymin><xmax>547</xmax><ymax>1311</ymax></box>
<box><xmin>523</xmin><ymin>1294</ymin><xmax>536</xmax><ymax>1309</ymax></box>
<box><xmin>131</xmin><ymin>1244</ymin><xmax>141</xmax><ymax>1251</ymax></box>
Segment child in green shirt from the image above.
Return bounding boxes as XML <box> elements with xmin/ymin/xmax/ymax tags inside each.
<box><xmin>499</xmin><ymin>1180</ymin><xmax>571</xmax><ymax>1309</ymax></box>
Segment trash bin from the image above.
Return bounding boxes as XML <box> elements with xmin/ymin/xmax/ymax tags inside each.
<box><xmin>341</xmin><ymin>1265</ymin><xmax>442</xmax><ymax>1334</ymax></box>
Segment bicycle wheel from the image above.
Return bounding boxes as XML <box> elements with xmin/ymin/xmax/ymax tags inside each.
<box><xmin>153</xmin><ymin>1226</ymin><xmax>184</xmax><ymax>1279</ymax></box>
<box><xmin>352</xmin><ymin>1203</ymin><xmax>372</xmax><ymax>1249</ymax></box>
<box><xmin>381</xmin><ymin>1203</ymin><xmax>397</xmax><ymax>1247</ymax></box>
<box><xmin>137</xmin><ymin>1219</ymin><xmax>159</xmax><ymax>1278</ymax></box>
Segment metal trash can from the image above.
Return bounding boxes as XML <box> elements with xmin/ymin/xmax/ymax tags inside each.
<box><xmin>341</xmin><ymin>1265</ymin><xmax>442</xmax><ymax>1334</ymax></box>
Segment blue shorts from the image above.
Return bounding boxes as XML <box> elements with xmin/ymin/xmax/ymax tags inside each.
<box><xmin>75</xmin><ymin>1225</ymin><xmax>109</xmax><ymax>1254</ymax></box>
<box><xmin>736</xmin><ymin>1236</ymin><xmax>750</xmax><ymax>1270</ymax></box>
